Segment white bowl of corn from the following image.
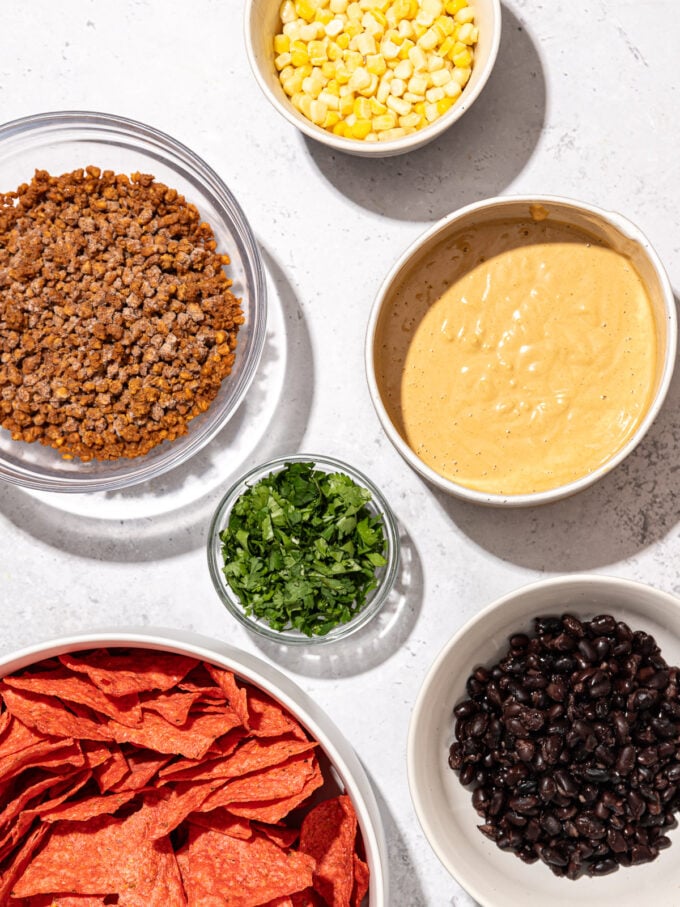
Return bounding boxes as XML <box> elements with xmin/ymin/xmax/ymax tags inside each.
<box><xmin>245</xmin><ymin>0</ymin><xmax>501</xmax><ymax>156</ymax></box>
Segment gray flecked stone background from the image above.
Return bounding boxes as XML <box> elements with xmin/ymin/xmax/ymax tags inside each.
<box><xmin>0</xmin><ymin>2</ymin><xmax>679</xmax><ymax>904</ymax></box>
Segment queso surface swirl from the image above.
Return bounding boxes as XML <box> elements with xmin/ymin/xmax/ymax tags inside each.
<box><xmin>375</xmin><ymin>217</ymin><xmax>658</xmax><ymax>495</ymax></box>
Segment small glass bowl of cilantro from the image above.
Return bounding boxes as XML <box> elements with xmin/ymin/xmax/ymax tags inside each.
<box><xmin>207</xmin><ymin>454</ymin><xmax>400</xmax><ymax>644</ymax></box>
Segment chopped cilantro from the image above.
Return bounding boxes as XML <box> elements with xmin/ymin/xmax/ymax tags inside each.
<box><xmin>219</xmin><ymin>461</ymin><xmax>388</xmax><ymax>637</ymax></box>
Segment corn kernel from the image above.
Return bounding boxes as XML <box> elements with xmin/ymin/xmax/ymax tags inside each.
<box><xmin>280</xmin><ymin>0</ymin><xmax>297</xmax><ymax>23</ymax></box>
<box><xmin>323</xmin><ymin>110</ymin><xmax>341</xmax><ymax>127</ymax></box>
<box><xmin>372</xmin><ymin>111</ymin><xmax>398</xmax><ymax>130</ymax></box>
<box><xmin>319</xmin><ymin>88</ymin><xmax>341</xmax><ymax>108</ymax></box>
<box><xmin>422</xmin><ymin>0</ymin><xmax>443</xmax><ymax>15</ymax></box>
<box><xmin>397</xmin><ymin>37</ymin><xmax>415</xmax><ymax>58</ymax></box>
<box><xmin>434</xmin><ymin>14</ymin><xmax>454</xmax><ymax>35</ymax></box>
<box><xmin>424</xmin><ymin>101</ymin><xmax>439</xmax><ymax>121</ymax></box>
<box><xmin>399</xmin><ymin>111</ymin><xmax>422</xmax><ymax>128</ymax></box>
<box><xmin>325</xmin><ymin>16</ymin><xmax>345</xmax><ymax>36</ymax></box>
<box><xmin>427</xmin><ymin>51</ymin><xmax>445</xmax><ymax>70</ymax></box>
<box><xmin>336</xmin><ymin>31</ymin><xmax>351</xmax><ymax>48</ymax></box>
<box><xmin>408</xmin><ymin>45</ymin><xmax>428</xmax><ymax>70</ymax></box>
<box><xmin>425</xmin><ymin>85</ymin><xmax>444</xmax><ymax>101</ymax></box>
<box><xmin>393</xmin><ymin>59</ymin><xmax>413</xmax><ymax>79</ymax></box>
<box><xmin>315</xmin><ymin>7</ymin><xmax>334</xmax><ymax>23</ymax></box>
<box><xmin>282</xmin><ymin>20</ymin><xmax>302</xmax><ymax>40</ymax></box>
<box><xmin>358</xmin><ymin>72</ymin><xmax>379</xmax><ymax>95</ymax></box>
<box><xmin>457</xmin><ymin>22</ymin><xmax>475</xmax><ymax>44</ymax></box>
<box><xmin>354</xmin><ymin>31</ymin><xmax>377</xmax><ymax>54</ymax></box>
<box><xmin>381</xmin><ymin>38</ymin><xmax>400</xmax><ymax>59</ymax></box>
<box><xmin>333</xmin><ymin>120</ymin><xmax>348</xmax><ymax>135</ymax></box>
<box><xmin>308</xmin><ymin>39</ymin><xmax>329</xmax><ymax>63</ymax></box>
<box><xmin>430</xmin><ymin>67</ymin><xmax>451</xmax><ymax>86</ymax></box>
<box><xmin>330</xmin><ymin>0</ymin><xmax>348</xmax><ymax>10</ymax></box>
<box><xmin>386</xmin><ymin>94</ymin><xmax>412</xmax><ymax>115</ymax></box>
<box><xmin>454</xmin><ymin>5</ymin><xmax>475</xmax><ymax>22</ymax></box>
<box><xmin>444</xmin><ymin>0</ymin><xmax>466</xmax><ymax>12</ymax></box>
<box><xmin>436</xmin><ymin>96</ymin><xmax>454</xmax><ymax>115</ymax></box>
<box><xmin>417</xmin><ymin>26</ymin><xmax>440</xmax><ymax>50</ymax></box>
<box><xmin>339</xmin><ymin>93</ymin><xmax>355</xmax><ymax>114</ymax></box>
<box><xmin>354</xmin><ymin>96</ymin><xmax>372</xmax><ymax>118</ymax></box>
<box><xmin>398</xmin><ymin>18</ymin><xmax>414</xmax><ymax>37</ymax></box>
<box><xmin>366</xmin><ymin>53</ymin><xmax>387</xmax><ymax>75</ymax></box>
<box><xmin>443</xmin><ymin>78</ymin><xmax>461</xmax><ymax>97</ymax></box>
<box><xmin>296</xmin><ymin>0</ymin><xmax>317</xmax><ymax>21</ymax></box>
<box><xmin>453</xmin><ymin>47</ymin><xmax>472</xmax><ymax>67</ymax></box>
<box><xmin>369</xmin><ymin>96</ymin><xmax>388</xmax><ymax>114</ymax></box>
<box><xmin>275</xmin><ymin>52</ymin><xmax>292</xmax><ymax>70</ymax></box>
<box><xmin>322</xmin><ymin>59</ymin><xmax>337</xmax><ymax>76</ymax></box>
<box><xmin>407</xmin><ymin>73</ymin><xmax>429</xmax><ymax>95</ymax></box>
<box><xmin>376</xmin><ymin>75</ymin><xmax>392</xmax><ymax>102</ymax></box>
<box><xmin>350</xmin><ymin>118</ymin><xmax>373</xmax><ymax>138</ymax></box>
<box><xmin>452</xmin><ymin>65</ymin><xmax>471</xmax><ymax>86</ymax></box>
<box><xmin>274</xmin><ymin>33</ymin><xmax>291</xmax><ymax>53</ymax></box>
<box><xmin>347</xmin><ymin>0</ymin><xmax>362</xmax><ymax>18</ymax></box>
<box><xmin>415</xmin><ymin>10</ymin><xmax>435</xmax><ymax>27</ymax></box>
<box><xmin>378</xmin><ymin>126</ymin><xmax>406</xmax><ymax>140</ymax></box>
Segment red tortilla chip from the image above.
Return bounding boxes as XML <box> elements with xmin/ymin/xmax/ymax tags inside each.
<box><xmin>89</xmin><ymin>743</ymin><xmax>129</xmax><ymax>792</ymax></box>
<box><xmin>108</xmin><ymin>748</ymin><xmax>171</xmax><ymax>792</ymax></box>
<box><xmin>185</xmin><ymin>808</ymin><xmax>252</xmax><ymax>840</ymax></box>
<box><xmin>200</xmin><ymin>752</ymin><xmax>322</xmax><ymax>815</ymax></box>
<box><xmin>0</xmin><ymin>737</ymin><xmax>85</xmax><ymax>786</ymax></box>
<box><xmin>247</xmin><ymin>690</ymin><xmax>307</xmax><ymax>740</ymax></box>
<box><xmin>36</xmin><ymin>788</ymin><xmax>137</xmax><ymax>823</ymax></box>
<box><xmin>141</xmin><ymin>779</ymin><xmax>228</xmax><ymax>840</ymax></box>
<box><xmin>106</xmin><ymin>707</ymin><xmax>242</xmax><ymax>760</ymax></box>
<box><xmin>176</xmin><ymin>825</ymin><xmax>315</xmax><ymax>906</ymax></box>
<box><xmin>0</xmin><ymin>686</ymin><xmax>111</xmax><ymax>742</ymax></box>
<box><xmin>157</xmin><ymin>736</ymin><xmax>316</xmax><ymax>787</ymax></box>
<box><xmin>299</xmin><ymin>795</ymin><xmax>358</xmax><ymax>907</ymax></box>
<box><xmin>14</xmin><ymin>896</ymin><xmax>109</xmax><ymax>905</ymax></box>
<box><xmin>0</xmin><ymin>824</ymin><xmax>49</xmax><ymax>903</ymax></box>
<box><xmin>224</xmin><ymin>770</ymin><xmax>325</xmax><ymax>824</ymax></box>
<box><xmin>139</xmin><ymin>689</ymin><xmax>203</xmax><ymax>726</ymax></box>
<box><xmin>351</xmin><ymin>853</ymin><xmax>370</xmax><ymax>907</ymax></box>
<box><xmin>59</xmin><ymin>650</ymin><xmax>198</xmax><ymax>696</ymax></box>
<box><xmin>205</xmin><ymin>665</ymin><xmax>250</xmax><ymax>728</ymax></box>
<box><xmin>3</xmin><ymin>669</ymin><xmax>142</xmax><ymax>727</ymax></box>
<box><xmin>157</xmin><ymin>729</ymin><xmax>246</xmax><ymax>783</ymax></box>
<box><xmin>12</xmin><ymin>808</ymin><xmax>186</xmax><ymax>905</ymax></box>
<box><xmin>255</xmin><ymin>822</ymin><xmax>299</xmax><ymax>849</ymax></box>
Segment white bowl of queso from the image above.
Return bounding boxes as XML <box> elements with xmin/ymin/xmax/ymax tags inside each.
<box><xmin>366</xmin><ymin>196</ymin><xmax>676</xmax><ymax>506</ymax></box>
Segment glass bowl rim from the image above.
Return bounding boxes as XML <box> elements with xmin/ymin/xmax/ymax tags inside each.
<box><xmin>207</xmin><ymin>452</ymin><xmax>401</xmax><ymax>645</ymax></box>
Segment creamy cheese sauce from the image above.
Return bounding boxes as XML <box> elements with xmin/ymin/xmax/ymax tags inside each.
<box><xmin>375</xmin><ymin>217</ymin><xmax>657</xmax><ymax>495</ymax></box>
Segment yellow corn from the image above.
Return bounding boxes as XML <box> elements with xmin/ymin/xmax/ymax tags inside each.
<box><xmin>295</xmin><ymin>0</ymin><xmax>317</xmax><ymax>21</ymax></box>
<box><xmin>350</xmin><ymin>119</ymin><xmax>373</xmax><ymax>138</ymax></box>
<box><xmin>274</xmin><ymin>0</ymin><xmax>476</xmax><ymax>140</ymax></box>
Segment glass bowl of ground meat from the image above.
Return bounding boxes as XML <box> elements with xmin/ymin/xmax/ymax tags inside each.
<box><xmin>0</xmin><ymin>111</ymin><xmax>267</xmax><ymax>492</ymax></box>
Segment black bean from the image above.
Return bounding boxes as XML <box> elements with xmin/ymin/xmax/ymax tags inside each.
<box><xmin>562</xmin><ymin>614</ymin><xmax>585</xmax><ymax>638</ymax></box>
<box><xmin>453</xmin><ymin>700</ymin><xmax>478</xmax><ymax>719</ymax></box>
<box><xmin>578</xmin><ymin>638</ymin><xmax>598</xmax><ymax>663</ymax></box>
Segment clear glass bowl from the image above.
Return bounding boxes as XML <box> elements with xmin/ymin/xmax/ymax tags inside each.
<box><xmin>0</xmin><ymin>111</ymin><xmax>267</xmax><ymax>492</ymax></box>
<box><xmin>207</xmin><ymin>454</ymin><xmax>400</xmax><ymax>645</ymax></box>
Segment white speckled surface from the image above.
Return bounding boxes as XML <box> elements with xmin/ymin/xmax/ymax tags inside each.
<box><xmin>1</xmin><ymin>2</ymin><xmax>679</xmax><ymax>904</ymax></box>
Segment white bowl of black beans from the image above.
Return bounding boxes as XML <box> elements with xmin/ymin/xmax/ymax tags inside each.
<box><xmin>407</xmin><ymin>574</ymin><xmax>680</xmax><ymax>906</ymax></box>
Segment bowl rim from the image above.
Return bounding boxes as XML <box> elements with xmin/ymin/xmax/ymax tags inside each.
<box><xmin>243</xmin><ymin>0</ymin><xmax>502</xmax><ymax>156</ymax></box>
<box><xmin>406</xmin><ymin>572</ymin><xmax>680</xmax><ymax>904</ymax></box>
<box><xmin>364</xmin><ymin>193</ymin><xmax>678</xmax><ymax>506</ymax></box>
<box><xmin>207</xmin><ymin>452</ymin><xmax>401</xmax><ymax>645</ymax></box>
<box><xmin>0</xmin><ymin>109</ymin><xmax>268</xmax><ymax>493</ymax></box>
<box><xmin>0</xmin><ymin>626</ymin><xmax>388</xmax><ymax>906</ymax></box>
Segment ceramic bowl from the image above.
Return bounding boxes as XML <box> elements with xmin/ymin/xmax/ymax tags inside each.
<box><xmin>0</xmin><ymin>628</ymin><xmax>388</xmax><ymax>905</ymax></box>
<box><xmin>244</xmin><ymin>0</ymin><xmax>501</xmax><ymax>157</ymax></box>
<box><xmin>366</xmin><ymin>195</ymin><xmax>676</xmax><ymax>506</ymax></box>
<box><xmin>408</xmin><ymin>573</ymin><xmax>680</xmax><ymax>906</ymax></box>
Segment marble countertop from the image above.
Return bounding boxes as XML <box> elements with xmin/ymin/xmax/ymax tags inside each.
<box><xmin>1</xmin><ymin>1</ymin><xmax>679</xmax><ymax>904</ymax></box>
